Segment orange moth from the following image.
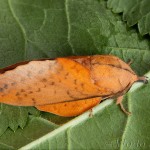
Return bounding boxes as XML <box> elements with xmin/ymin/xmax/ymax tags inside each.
<box><xmin>0</xmin><ymin>55</ymin><xmax>147</xmax><ymax>116</ymax></box>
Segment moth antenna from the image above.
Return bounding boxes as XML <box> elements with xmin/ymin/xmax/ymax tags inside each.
<box><xmin>138</xmin><ymin>76</ymin><xmax>148</xmax><ymax>84</ymax></box>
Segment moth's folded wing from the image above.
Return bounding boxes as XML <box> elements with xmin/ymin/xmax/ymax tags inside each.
<box><xmin>36</xmin><ymin>97</ymin><xmax>101</xmax><ymax>117</ymax></box>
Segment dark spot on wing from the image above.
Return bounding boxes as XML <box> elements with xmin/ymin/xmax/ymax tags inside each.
<box><xmin>81</xmin><ymin>83</ymin><xmax>84</xmax><ymax>88</ymax></box>
<box><xmin>20</xmin><ymin>89</ymin><xmax>25</xmax><ymax>92</ymax></box>
<box><xmin>50</xmin><ymin>81</ymin><xmax>55</xmax><ymax>85</ymax></box>
<box><xmin>3</xmin><ymin>84</ymin><xmax>8</xmax><ymax>89</ymax></box>
<box><xmin>64</xmin><ymin>72</ymin><xmax>69</xmax><ymax>79</ymax></box>
<box><xmin>32</xmin><ymin>98</ymin><xmax>36</xmax><ymax>105</ymax></box>
<box><xmin>28</xmin><ymin>91</ymin><xmax>33</xmax><ymax>94</ymax></box>
<box><xmin>54</xmin><ymin>90</ymin><xmax>56</xmax><ymax>94</ymax></box>
<box><xmin>11</xmin><ymin>82</ymin><xmax>16</xmax><ymax>86</ymax></box>
<box><xmin>67</xmin><ymin>90</ymin><xmax>70</xmax><ymax>95</ymax></box>
<box><xmin>66</xmin><ymin>72</ymin><xmax>69</xmax><ymax>76</ymax></box>
<box><xmin>24</xmin><ymin>94</ymin><xmax>27</xmax><ymax>97</ymax></box>
<box><xmin>16</xmin><ymin>92</ymin><xmax>20</xmax><ymax>96</ymax></box>
<box><xmin>0</xmin><ymin>88</ymin><xmax>4</xmax><ymax>92</ymax></box>
<box><xmin>75</xmin><ymin>87</ymin><xmax>77</xmax><ymax>90</ymax></box>
<box><xmin>74</xmin><ymin>79</ymin><xmax>77</xmax><ymax>85</ymax></box>
<box><xmin>36</xmin><ymin>88</ymin><xmax>41</xmax><ymax>92</ymax></box>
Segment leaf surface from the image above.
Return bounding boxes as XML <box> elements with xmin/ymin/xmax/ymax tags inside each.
<box><xmin>0</xmin><ymin>0</ymin><xmax>149</xmax><ymax>149</ymax></box>
<box><xmin>107</xmin><ymin>0</ymin><xmax>150</xmax><ymax>36</ymax></box>
<box><xmin>0</xmin><ymin>104</ymin><xmax>39</xmax><ymax>135</ymax></box>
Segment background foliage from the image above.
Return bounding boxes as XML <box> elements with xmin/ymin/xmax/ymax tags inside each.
<box><xmin>0</xmin><ymin>0</ymin><xmax>149</xmax><ymax>149</ymax></box>
<box><xmin>107</xmin><ymin>0</ymin><xmax>150</xmax><ymax>36</ymax></box>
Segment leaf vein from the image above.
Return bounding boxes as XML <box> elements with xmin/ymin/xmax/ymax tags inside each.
<box><xmin>65</xmin><ymin>0</ymin><xmax>74</xmax><ymax>54</ymax></box>
<box><xmin>8</xmin><ymin>0</ymin><xmax>27</xmax><ymax>59</ymax></box>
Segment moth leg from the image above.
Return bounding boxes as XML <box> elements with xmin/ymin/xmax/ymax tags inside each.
<box><xmin>89</xmin><ymin>108</ymin><xmax>93</xmax><ymax>117</ymax></box>
<box><xmin>116</xmin><ymin>96</ymin><xmax>131</xmax><ymax>115</ymax></box>
<box><xmin>127</xmin><ymin>59</ymin><xmax>132</xmax><ymax>66</ymax></box>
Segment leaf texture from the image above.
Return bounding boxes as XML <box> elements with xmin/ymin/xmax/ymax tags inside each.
<box><xmin>107</xmin><ymin>0</ymin><xmax>150</xmax><ymax>35</ymax></box>
<box><xmin>0</xmin><ymin>0</ymin><xmax>149</xmax><ymax>149</ymax></box>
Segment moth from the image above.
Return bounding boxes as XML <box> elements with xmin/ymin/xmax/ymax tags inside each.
<box><xmin>0</xmin><ymin>55</ymin><xmax>147</xmax><ymax>116</ymax></box>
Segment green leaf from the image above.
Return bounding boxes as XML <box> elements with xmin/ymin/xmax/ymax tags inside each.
<box><xmin>0</xmin><ymin>0</ymin><xmax>149</xmax><ymax>149</ymax></box>
<box><xmin>19</xmin><ymin>72</ymin><xmax>150</xmax><ymax>150</ymax></box>
<box><xmin>0</xmin><ymin>104</ymin><xmax>39</xmax><ymax>135</ymax></box>
<box><xmin>0</xmin><ymin>116</ymin><xmax>58</xmax><ymax>149</ymax></box>
<box><xmin>107</xmin><ymin>0</ymin><xmax>150</xmax><ymax>36</ymax></box>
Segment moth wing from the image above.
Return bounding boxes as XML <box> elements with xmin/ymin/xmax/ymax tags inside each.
<box><xmin>0</xmin><ymin>58</ymin><xmax>109</xmax><ymax>106</ymax></box>
<box><xmin>36</xmin><ymin>97</ymin><xmax>101</xmax><ymax>117</ymax></box>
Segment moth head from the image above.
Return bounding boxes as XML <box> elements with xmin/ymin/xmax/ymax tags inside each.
<box><xmin>137</xmin><ymin>76</ymin><xmax>148</xmax><ymax>84</ymax></box>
